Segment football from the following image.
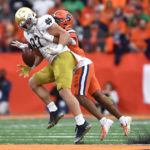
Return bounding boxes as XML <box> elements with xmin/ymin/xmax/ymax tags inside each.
<box><xmin>22</xmin><ymin>48</ymin><xmax>35</xmax><ymax>67</ymax></box>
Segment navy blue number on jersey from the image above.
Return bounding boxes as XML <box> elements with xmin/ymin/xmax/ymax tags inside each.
<box><xmin>45</xmin><ymin>17</ymin><xmax>52</xmax><ymax>25</ymax></box>
<box><xmin>30</xmin><ymin>35</ymin><xmax>43</xmax><ymax>49</ymax></box>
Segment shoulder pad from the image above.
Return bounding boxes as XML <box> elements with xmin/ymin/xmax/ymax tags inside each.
<box><xmin>37</xmin><ymin>15</ymin><xmax>55</xmax><ymax>30</ymax></box>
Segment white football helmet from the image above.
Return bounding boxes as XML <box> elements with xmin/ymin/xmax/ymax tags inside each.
<box><xmin>15</xmin><ymin>7</ymin><xmax>37</xmax><ymax>32</ymax></box>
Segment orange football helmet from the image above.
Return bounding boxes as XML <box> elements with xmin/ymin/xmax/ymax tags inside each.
<box><xmin>53</xmin><ymin>10</ymin><xmax>74</xmax><ymax>28</ymax></box>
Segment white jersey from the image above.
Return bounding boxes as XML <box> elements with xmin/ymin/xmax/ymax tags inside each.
<box><xmin>24</xmin><ymin>15</ymin><xmax>70</xmax><ymax>63</ymax></box>
<box><xmin>24</xmin><ymin>14</ymin><xmax>92</xmax><ymax>71</ymax></box>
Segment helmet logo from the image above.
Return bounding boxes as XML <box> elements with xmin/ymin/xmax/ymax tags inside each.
<box><xmin>66</xmin><ymin>14</ymin><xmax>71</xmax><ymax>22</ymax></box>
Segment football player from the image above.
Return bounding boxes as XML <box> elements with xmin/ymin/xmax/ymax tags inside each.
<box><xmin>12</xmin><ymin>7</ymin><xmax>92</xmax><ymax>144</ymax></box>
<box><xmin>52</xmin><ymin>10</ymin><xmax>132</xmax><ymax>140</ymax></box>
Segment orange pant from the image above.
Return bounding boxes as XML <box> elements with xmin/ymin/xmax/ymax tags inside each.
<box><xmin>74</xmin><ymin>63</ymin><xmax>101</xmax><ymax>96</ymax></box>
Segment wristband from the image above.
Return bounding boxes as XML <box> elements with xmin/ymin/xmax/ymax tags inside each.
<box><xmin>20</xmin><ymin>44</ymin><xmax>28</xmax><ymax>49</ymax></box>
<box><xmin>57</xmin><ymin>44</ymin><xmax>64</xmax><ymax>52</ymax></box>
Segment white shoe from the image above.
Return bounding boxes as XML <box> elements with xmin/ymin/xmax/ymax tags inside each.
<box><xmin>119</xmin><ymin>116</ymin><xmax>132</xmax><ymax>136</ymax></box>
<box><xmin>100</xmin><ymin>117</ymin><xmax>114</xmax><ymax>140</ymax></box>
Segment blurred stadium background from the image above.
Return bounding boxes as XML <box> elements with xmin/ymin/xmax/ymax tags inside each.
<box><xmin>0</xmin><ymin>0</ymin><xmax>150</xmax><ymax>148</ymax></box>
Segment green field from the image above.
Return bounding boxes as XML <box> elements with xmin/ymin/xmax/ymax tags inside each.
<box><xmin>0</xmin><ymin>118</ymin><xmax>150</xmax><ymax>144</ymax></box>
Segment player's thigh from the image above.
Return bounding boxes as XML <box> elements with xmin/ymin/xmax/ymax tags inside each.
<box><xmin>88</xmin><ymin>73</ymin><xmax>101</xmax><ymax>96</ymax></box>
<box><xmin>52</xmin><ymin>51</ymin><xmax>75</xmax><ymax>90</ymax></box>
<box><xmin>74</xmin><ymin>63</ymin><xmax>94</xmax><ymax>96</ymax></box>
<box><xmin>33</xmin><ymin>64</ymin><xmax>55</xmax><ymax>85</ymax></box>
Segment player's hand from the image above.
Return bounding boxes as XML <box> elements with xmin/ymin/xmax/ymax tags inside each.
<box><xmin>41</xmin><ymin>44</ymin><xmax>63</xmax><ymax>55</ymax></box>
<box><xmin>41</xmin><ymin>46</ymin><xmax>58</xmax><ymax>55</ymax></box>
<box><xmin>17</xmin><ymin>64</ymin><xmax>31</xmax><ymax>78</ymax></box>
<box><xmin>11</xmin><ymin>41</ymin><xmax>28</xmax><ymax>51</ymax></box>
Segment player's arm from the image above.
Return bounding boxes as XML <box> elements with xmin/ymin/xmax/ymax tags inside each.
<box><xmin>46</xmin><ymin>23</ymin><xmax>76</xmax><ymax>51</ymax></box>
<box><xmin>52</xmin><ymin>36</ymin><xmax>76</xmax><ymax>45</ymax></box>
<box><xmin>41</xmin><ymin>24</ymin><xmax>76</xmax><ymax>55</ymax></box>
<box><xmin>43</xmin><ymin>32</ymin><xmax>76</xmax><ymax>45</ymax></box>
<box><xmin>47</xmin><ymin>23</ymin><xmax>70</xmax><ymax>46</ymax></box>
<box><xmin>39</xmin><ymin>15</ymin><xmax>75</xmax><ymax>54</ymax></box>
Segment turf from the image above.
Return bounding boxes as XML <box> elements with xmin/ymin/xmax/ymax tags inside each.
<box><xmin>0</xmin><ymin>118</ymin><xmax>150</xmax><ymax>144</ymax></box>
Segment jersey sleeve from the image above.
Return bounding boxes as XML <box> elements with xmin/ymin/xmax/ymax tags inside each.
<box><xmin>67</xmin><ymin>29</ymin><xmax>78</xmax><ymax>45</ymax></box>
<box><xmin>67</xmin><ymin>29</ymin><xmax>77</xmax><ymax>39</ymax></box>
<box><xmin>37</xmin><ymin>15</ymin><xmax>56</xmax><ymax>31</ymax></box>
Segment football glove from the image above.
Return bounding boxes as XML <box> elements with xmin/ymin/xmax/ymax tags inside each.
<box><xmin>17</xmin><ymin>64</ymin><xmax>31</xmax><ymax>78</ymax></box>
<box><xmin>41</xmin><ymin>44</ymin><xmax>64</xmax><ymax>55</ymax></box>
<box><xmin>11</xmin><ymin>41</ymin><xmax>28</xmax><ymax>51</ymax></box>
<box><xmin>40</xmin><ymin>45</ymin><xmax>57</xmax><ymax>55</ymax></box>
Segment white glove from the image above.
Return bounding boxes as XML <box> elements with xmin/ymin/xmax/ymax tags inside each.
<box><xmin>41</xmin><ymin>44</ymin><xmax>64</xmax><ymax>55</ymax></box>
<box><xmin>11</xmin><ymin>41</ymin><xmax>28</xmax><ymax>51</ymax></box>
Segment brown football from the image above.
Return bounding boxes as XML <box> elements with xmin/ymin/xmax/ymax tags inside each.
<box><xmin>22</xmin><ymin>48</ymin><xmax>35</xmax><ymax>67</ymax></box>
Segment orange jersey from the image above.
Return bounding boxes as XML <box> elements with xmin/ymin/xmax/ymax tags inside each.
<box><xmin>64</xmin><ymin>27</ymin><xmax>101</xmax><ymax>96</ymax></box>
<box><xmin>74</xmin><ymin>63</ymin><xmax>101</xmax><ymax>96</ymax></box>
<box><xmin>65</xmin><ymin>27</ymin><xmax>85</xmax><ymax>57</ymax></box>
